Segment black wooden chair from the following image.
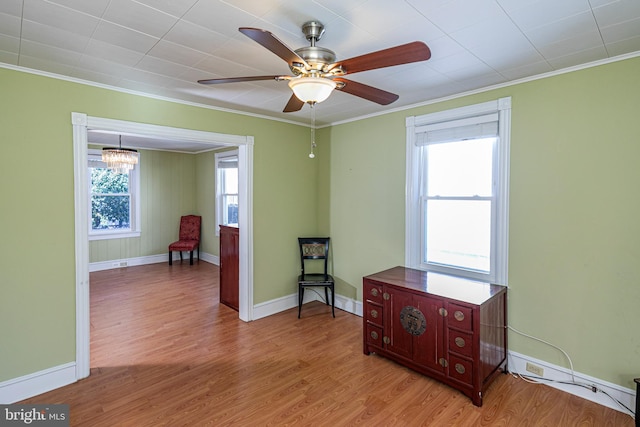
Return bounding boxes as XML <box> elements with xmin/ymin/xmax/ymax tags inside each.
<box><xmin>297</xmin><ymin>237</ymin><xmax>335</xmax><ymax>318</ymax></box>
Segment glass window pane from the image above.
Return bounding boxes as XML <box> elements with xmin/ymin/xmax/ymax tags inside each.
<box><xmin>91</xmin><ymin>168</ymin><xmax>129</xmax><ymax>194</ymax></box>
<box><xmin>427</xmin><ymin>138</ymin><xmax>494</xmax><ymax>197</ymax></box>
<box><xmin>425</xmin><ymin>199</ymin><xmax>491</xmax><ymax>272</ymax></box>
<box><xmin>91</xmin><ymin>195</ymin><xmax>131</xmax><ymax>230</ymax></box>
<box><xmin>222</xmin><ymin>168</ymin><xmax>238</xmax><ymax>194</ymax></box>
<box><xmin>222</xmin><ymin>195</ymin><xmax>238</xmax><ymax>225</ymax></box>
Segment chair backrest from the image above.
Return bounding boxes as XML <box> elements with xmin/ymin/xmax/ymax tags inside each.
<box><xmin>179</xmin><ymin>215</ymin><xmax>201</xmax><ymax>241</ymax></box>
<box><xmin>298</xmin><ymin>237</ymin><xmax>330</xmax><ymax>276</ymax></box>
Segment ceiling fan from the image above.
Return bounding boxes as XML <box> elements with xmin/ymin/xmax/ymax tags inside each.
<box><xmin>197</xmin><ymin>21</ymin><xmax>432</xmax><ymax>113</ymax></box>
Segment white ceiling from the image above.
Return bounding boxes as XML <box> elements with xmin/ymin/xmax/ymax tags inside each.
<box><xmin>2</xmin><ymin>0</ymin><xmax>640</xmax><ymax>131</ymax></box>
<box><xmin>87</xmin><ymin>128</ymin><xmax>227</xmax><ymax>152</ymax></box>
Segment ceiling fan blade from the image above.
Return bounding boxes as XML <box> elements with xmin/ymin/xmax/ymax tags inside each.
<box><xmin>334</xmin><ymin>78</ymin><xmax>399</xmax><ymax>105</ymax></box>
<box><xmin>239</xmin><ymin>27</ymin><xmax>309</xmax><ymax>68</ymax></box>
<box><xmin>329</xmin><ymin>41</ymin><xmax>431</xmax><ymax>75</ymax></box>
<box><xmin>283</xmin><ymin>94</ymin><xmax>305</xmax><ymax>112</ymax></box>
<box><xmin>198</xmin><ymin>75</ymin><xmax>284</xmax><ymax>85</ymax></box>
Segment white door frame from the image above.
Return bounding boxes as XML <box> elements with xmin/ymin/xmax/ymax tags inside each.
<box><xmin>71</xmin><ymin>113</ymin><xmax>254</xmax><ymax>380</ymax></box>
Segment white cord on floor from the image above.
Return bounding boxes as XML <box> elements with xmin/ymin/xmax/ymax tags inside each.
<box><xmin>508</xmin><ymin>325</ymin><xmax>576</xmax><ymax>382</ymax></box>
<box><xmin>507</xmin><ymin>324</ymin><xmax>635</xmax><ymax>417</ymax></box>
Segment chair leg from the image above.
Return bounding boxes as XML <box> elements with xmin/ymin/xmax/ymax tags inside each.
<box><xmin>179</xmin><ymin>251</ymin><xmax>183</xmax><ymax>262</ymax></box>
<box><xmin>298</xmin><ymin>286</ymin><xmax>304</xmax><ymax>319</ymax></box>
<box><xmin>189</xmin><ymin>250</ymin><xmax>194</xmax><ymax>265</ymax></box>
<box><xmin>324</xmin><ymin>287</ymin><xmax>329</xmax><ymax>306</ymax></box>
<box><xmin>169</xmin><ymin>251</ymin><xmax>172</xmax><ymax>265</ymax></box>
<box><xmin>331</xmin><ymin>285</ymin><xmax>335</xmax><ymax>318</ymax></box>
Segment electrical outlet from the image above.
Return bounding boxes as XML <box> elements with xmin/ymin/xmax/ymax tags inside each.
<box><xmin>119</xmin><ymin>261</ymin><xmax>128</xmax><ymax>267</ymax></box>
<box><xmin>525</xmin><ymin>362</ymin><xmax>544</xmax><ymax>377</ymax></box>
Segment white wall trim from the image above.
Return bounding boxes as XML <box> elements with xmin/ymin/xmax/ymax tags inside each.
<box><xmin>88</xmin><ymin>253</ymin><xmax>219</xmax><ymax>272</ymax></box>
<box><xmin>253</xmin><ymin>294</ymin><xmax>299</xmax><ymax>320</ymax></box>
<box><xmin>73</xmin><ymin>113</ymin><xmax>254</xmax><ymax>388</ymax></box>
<box><xmin>200</xmin><ymin>252</ymin><xmax>220</xmax><ymax>266</ymax></box>
<box><xmin>72</xmin><ymin>112</ymin><xmax>90</xmax><ymax>381</ymax></box>
<box><xmin>252</xmin><ymin>291</ymin><xmax>362</xmax><ymax>320</ymax></box>
<box><xmin>0</xmin><ymin>363</ymin><xmax>76</xmax><ymax>404</ymax></box>
<box><xmin>237</xmin><ymin>140</ymin><xmax>254</xmax><ymax>322</ymax></box>
<box><xmin>508</xmin><ymin>351</ymin><xmax>636</xmax><ymax>416</ymax></box>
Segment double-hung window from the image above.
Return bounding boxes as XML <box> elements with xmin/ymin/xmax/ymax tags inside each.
<box><xmin>406</xmin><ymin>98</ymin><xmax>511</xmax><ymax>284</ymax></box>
<box><xmin>215</xmin><ymin>150</ymin><xmax>239</xmax><ymax>234</ymax></box>
<box><xmin>88</xmin><ymin>149</ymin><xmax>141</xmax><ymax>240</ymax></box>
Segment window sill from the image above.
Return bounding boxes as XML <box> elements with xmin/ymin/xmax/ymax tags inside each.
<box><xmin>89</xmin><ymin>231</ymin><xmax>141</xmax><ymax>241</ymax></box>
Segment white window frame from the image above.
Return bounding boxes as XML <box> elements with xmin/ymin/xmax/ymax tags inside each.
<box><xmin>88</xmin><ymin>148</ymin><xmax>141</xmax><ymax>240</ymax></box>
<box><xmin>405</xmin><ymin>97</ymin><xmax>511</xmax><ymax>285</ymax></box>
<box><xmin>215</xmin><ymin>149</ymin><xmax>239</xmax><ymax>236</ymax></box>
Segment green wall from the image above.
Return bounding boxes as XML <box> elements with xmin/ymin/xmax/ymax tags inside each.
<box><xmin>195</xmin><ymin>150</ymin><xmax>216</xmax><ymax>256</ymax></box>
<box><xmin>324</xmin><ymin>56</ymin><xmax>640</xmax><ymax>389</ymax></box>
<box><xmin>0</xmin><ymin>67</ymin><xmax>316</xmax><ymax>382</ymax></box>
<box><xmin>89</xmin><ymin>147</ymin><xmax>229</xmax><ymax>263</ymax></box>
<box><xmin>2</xmin><ymin>55</ymin><xmax>639</xmax><ymax>392</ymax></box>
<box><xmin>89</xmin><ymin>149</ymin><xmax>199</xmax><ymax>262</ymax></box>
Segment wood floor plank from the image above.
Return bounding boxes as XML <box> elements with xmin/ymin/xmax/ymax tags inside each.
<box><xmin>19</xmin><ymin>262</ymin><xmax>634</xmax><ymax>426</ymax></box>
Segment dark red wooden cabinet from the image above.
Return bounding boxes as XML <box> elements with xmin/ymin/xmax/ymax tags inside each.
<box><xmin>363</xmin><ymin>266</ymin><xmax>507</xmax><ymax>406</ymax></box>
<box><xmin>219</xmin><ymin>225</ymin><xmax>239</xmax><ymax>311</ymax></box>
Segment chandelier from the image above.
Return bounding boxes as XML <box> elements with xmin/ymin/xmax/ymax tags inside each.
<box><xmin>102</xmin><ymin>135</ymin><xmax>139</xmax><ymax>174</ymax></box>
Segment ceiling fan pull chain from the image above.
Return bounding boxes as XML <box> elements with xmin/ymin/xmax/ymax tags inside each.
<box><xmin>309</xmin><ymin>102</ymin><xmax>316</xmax><ymax>158</ymax></box>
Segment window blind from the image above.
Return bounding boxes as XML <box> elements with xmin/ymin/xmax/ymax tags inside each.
<box><xmin>415</xmin><ymin>112</ymin><xmax>499</xmax><ymax>146</ymax></box>
<box><xmin>218</xmin><ymin>157</ymin><xmax>238</xmax><ymax>168</ymax></box>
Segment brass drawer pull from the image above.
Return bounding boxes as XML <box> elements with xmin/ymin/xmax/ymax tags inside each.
<box><xmin>383</xmin><ymin>336</ymin><xmax>390</xmax><ymax>344</ymax></box>
<box><xmin>383</xmin><ymin>292</ymin><xmax>390</xmax><ymax>300</ymax></box>
<box><xmin>455</xmin><ymin>337</ymin><xmax>465</xmax><ymax>348</ymax></box>
<box><xmin>439</xmin><ymin>307</ymin><xmax>448</xmax><ymax>317</ymax></box>
<box><xmin>370</xmin><ymin>331</ymin><xmax>378</xmax><ymax>340</ymax></box>
<box><xmin>370</xmin><ymin>288</ymin><xmax>378</xmax><ymax>297</ymax></box>
<box><xmin>454</xmin><ymin>310</ymin><xmax>465</xmax><ymax>321</ymax></box>
<box><xmin>455</xmin><ymin>363</ymin><xmax>466</xmax><ymax>374</ymax></box>
<box><xmin>439</xmin><ymin>358</ymin><xmax>448</xmax><ymax>368</ymax></box>
<box><xmin>370</xmin><ymin>309</ymin><xmax>378</xmax><ymax>319</ymax></box>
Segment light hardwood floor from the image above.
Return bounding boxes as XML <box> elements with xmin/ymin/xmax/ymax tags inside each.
<box><xmin>22</xmin><ymin>262</ymin><xmax>633</xmax><ymax>426</ymax></box>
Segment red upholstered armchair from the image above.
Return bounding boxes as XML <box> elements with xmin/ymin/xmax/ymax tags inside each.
<box><xmin>168</xmin><ymin>215</ymin><xmax>201</xmax><ymax>265</ymax></box>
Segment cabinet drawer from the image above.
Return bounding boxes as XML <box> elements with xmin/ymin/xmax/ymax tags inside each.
<box><xmin>365</xmin><ymin>301</ymin><xmax>383</xmax><ymax>326</ymax></box>
<box><xmin>364</xmin><ymin>280</ymin><xmax>383</xmax><ymax>304</ymax></box>
<box><xmin>366</xmin><ymin>323</ymin><xmax>384</xmax><ymax>348</ymax></box>
<box><xmin>448</xmin><ymin>330</ymin><xmax>473</xmax><ymax>358</ymax></box>
<box><xmin>449</xmin><ymin>354</ymin><xmax>473</xmax><ymax>385</ymax></box>
<box><xmin>449</xmin><ymin>304</ymin><xmax>473</xmax><ymax>331</ymax></box>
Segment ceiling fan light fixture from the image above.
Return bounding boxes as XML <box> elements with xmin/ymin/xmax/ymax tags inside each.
<box><xmin>288</xmin><ymin>77</ymin><xmax>336</xmax><ymax>104</ymax></box>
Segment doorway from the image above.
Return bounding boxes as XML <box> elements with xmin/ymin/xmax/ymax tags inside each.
<box><xmin>71</xmin><ymin>113</ymin><xmax>254</xmax><ymax>380</ymax></box>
